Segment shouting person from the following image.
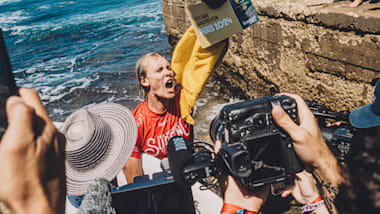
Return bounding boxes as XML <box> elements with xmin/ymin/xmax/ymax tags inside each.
<box><xmin>123</xmin><ymin>27</ymin><xmax>227</xmax><ymax>183</ymax></box>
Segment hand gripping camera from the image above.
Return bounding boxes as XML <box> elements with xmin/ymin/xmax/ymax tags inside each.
<box><xmin>213</xmin><ymin>95</ymin><xmax>304</xmax><ymax>190</ymax></box>
<box><xmin>167</xmin><ymin>95</ymin><xmax>304</xmax><ymax>192</ymax></box>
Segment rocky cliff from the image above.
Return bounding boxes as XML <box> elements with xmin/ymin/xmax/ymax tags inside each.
<box><xmin>162</xmin><ymin>0</ymin><xmax>380</xmax><ymax>111</ymax></box>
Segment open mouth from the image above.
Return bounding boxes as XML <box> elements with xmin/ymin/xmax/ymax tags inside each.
<box><xmin>165</xmin><ymin>79</ymin><xmax>174</xmax><ymax>89</ymax></box>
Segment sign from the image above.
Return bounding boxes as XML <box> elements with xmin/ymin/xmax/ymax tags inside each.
<box><xmin>186</xmin><ymin>0</ymin><xmax>259</xmax><ymax>48</ymax></box>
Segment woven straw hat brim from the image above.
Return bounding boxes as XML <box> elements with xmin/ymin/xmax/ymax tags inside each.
<box><xmin>65</xmin><ymin>103</ymin><xmax>137</xmax><ymax>196</ymax></box>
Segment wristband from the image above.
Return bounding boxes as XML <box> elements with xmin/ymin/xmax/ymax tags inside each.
<box><xmin>221</xmin><ymin>203</ymin><xmax>257</xmax><ymax>214</ymax></box>
<box><xmin>310</xmin><ymin>195</ymin><xmax>323</xmax><ymax>204</ymax></box>
<box><xmin>302</xmin><ymin>200</ymin><xmax>325</xmax><ymax>214</ymax></box>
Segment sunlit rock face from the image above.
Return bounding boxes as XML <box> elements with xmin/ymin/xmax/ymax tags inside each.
<box><xmin>162</xmin><ymin>0</ymin><xmax>380</xmax><ymax>111</ymax></box>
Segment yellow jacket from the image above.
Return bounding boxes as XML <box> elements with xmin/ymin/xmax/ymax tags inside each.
<box><xmin>171</xmin><ymin>27</ymin><xmax>228</xmax><ymax>125</ymax></box>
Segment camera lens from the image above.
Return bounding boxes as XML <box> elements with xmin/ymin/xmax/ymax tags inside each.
<box><xmin>209</xmin><ymin>116</ymin><xmax>223</xmax><ymax>142</ymax></box>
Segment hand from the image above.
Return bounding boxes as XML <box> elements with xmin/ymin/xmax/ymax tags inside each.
<box><xmin>215</xmin><ymin>140</ymin><xmax>268</xmax><ymax>212</ymax></box>
<box><xmin>282</xmin><ymin>171</ymin><xmax>329</xmax><ymax>214</ymax></box>
<box><xmin>272</xmin><ymin>93</ymin><xmax>345</xmax><ymax>213</ymax></box>
<box><xmin>271</xmin><ymin>93</ymin><xmax>336</xmax><ymax>171</ymax></box>
<box><xmin>0</xmin><ymin>88</ymin><xmax>66</xmax><ymax>214</ymax></box>
<box><xmin>281</xmin><ymin>170</ymin><xmax>319</xmax><ymax>205</ymax></box>
<box><xmin>271</xmin><ymin>93</ymin><xmax>330</xmax><ymax>170</ymax></box>
<box><xmin>222</xmin><ymin>176</ymin><xmax>269</xmax><ymax>212</ymax></box>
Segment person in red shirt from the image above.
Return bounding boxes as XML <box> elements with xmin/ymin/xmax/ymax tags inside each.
<box><xmin>122</xmin><ymin>27</ymin><xmax>227</xmax><ymax>184</ymax></box>
<box><xmin>123</xmin><ymin>52</ymin><xmax>193</xmax><ymax>183</ymax></box>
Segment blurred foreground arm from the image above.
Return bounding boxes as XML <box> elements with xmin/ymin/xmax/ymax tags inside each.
<box><xmin>272</xmin><ymin>93</ymin><xmax>347</xmax><ymax>213</ymax></box>
<box><xmin>0</xmin><ymin>88</ymin><xmax>66</xmax><ymax>214</ymax></box>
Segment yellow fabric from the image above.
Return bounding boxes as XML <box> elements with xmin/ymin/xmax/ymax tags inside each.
<box><xmin>171</xmin><ymin>27</ymin><xmax>228</xmax><ymax>125</ymax></box>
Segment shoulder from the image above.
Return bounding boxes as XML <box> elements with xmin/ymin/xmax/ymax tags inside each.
<box><xmin>133</xmin><ymin>101</ymin><xmax>148</xmax><ymax>128</ymax></box>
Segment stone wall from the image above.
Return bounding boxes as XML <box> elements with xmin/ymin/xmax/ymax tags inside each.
<box><xmin>162</xmin><ymin>0</ymin><xmax>380</xmax><ymax>111</ymax></box>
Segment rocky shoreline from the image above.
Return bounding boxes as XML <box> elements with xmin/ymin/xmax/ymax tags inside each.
<box><xmin>163</xmin><ymin>0</ymin><xmax>380</xmax><ymax>112</ymax></box>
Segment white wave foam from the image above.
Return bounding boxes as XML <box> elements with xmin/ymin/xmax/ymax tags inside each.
<box><xmin>0</xmin><ymin>0</ymin><xmax>21</xmax><ymax>5</ymax></box>
<box><xmin>0</xmin><ymin>10</ymin><xmax>29</xmax><ymax>24</ymax></box>
<box><xmin>57</xmin><ymin>1</ymin><xmax>74</xmax><ymax>6</ymax></box>
<box><xmin>3</xmin><ymin>0</ymin><xmax>163</xmax><ymax>41</ymax></box>
<box><xmin>38</xmin><ymin>75</ymin><xmax>95</xmax><ymax>104</ymax></box>
<box><xmin>7</xmin><ymin>23</ymin><xmax>51</xmax><ymax>37</ymax></box>
<box><xmin>65</xmin><ymin>1</ymin><xmax>162</xmax><ymax>28</ymax></box>
<box><xmin>36</xmin><ymin>5</ymin><xmax>51</xmax><ymax>10</ymax></box>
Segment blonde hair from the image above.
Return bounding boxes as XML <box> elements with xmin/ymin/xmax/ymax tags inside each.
<box><xmin>135</xmin><ymin>52</ymin><xmax>163</xmax><ymax>99</ymax></box>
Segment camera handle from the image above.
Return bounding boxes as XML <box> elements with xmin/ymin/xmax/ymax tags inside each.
<box><xmin>280</xmin><ymin>136</ymin><xmax>304</xmax><ymax>174</ymax></box>
<box><xmin>268</xmin><ymin>96</ymin><xmax>304</xmax><ymax>174</ymax></box>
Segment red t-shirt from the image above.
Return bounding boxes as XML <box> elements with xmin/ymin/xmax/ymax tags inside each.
<box><xmin>131</xmin><ymin>93</ymin><xmax>193</xmax><ymax>160</ymax></box>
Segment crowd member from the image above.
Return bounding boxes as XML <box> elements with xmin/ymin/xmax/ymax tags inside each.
<box><xmin>349</xmin><ymin>0</ymin><xmax>363</xmax><ymax>7</ymax></box>
<box><xmin>270</xmin><ymin>79</ymin><xmax>379</xmax><ymax>213</ymax></box>
<box><xmin>349</xmin><ymin>0</ymin><xmax>379</xmax><ymax>7</ymax></box>
<box><xmin>61</xmin><ymin>103</ymin><xmax>137</xmax><ymax>213</ymax></box>
<box><xmin>0</xmin><ymin>88</ymin><xmax>66</xmax><ymax>214</ymax></box>
<box><xmin>338</xmin><ymin>79</ymin><xmax>380</xmax><ymax>213</ymax></box>
<box><xmin>271</xmin><ymin>93</ymin><xmax>346</xmax><ymax>213</ymax></box>
<box><xmin>123</xmin><ymin>27</ymin><xmax>227</xmax><ymax>183</ymax></box>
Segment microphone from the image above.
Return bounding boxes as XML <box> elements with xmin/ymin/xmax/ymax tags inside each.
<box><xmin>167</xmin><ymin>136</ymin><xmax>193</xmax><ymax>186</ymax></box>
<box><xmin>77</xmin><ymin>178</ymin><xmax>116</xmax><ymax>214</ymax></box>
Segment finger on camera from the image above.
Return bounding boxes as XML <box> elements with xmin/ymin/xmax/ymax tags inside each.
<box><xmin>277</xmin><ymin>93</ymin><xmax>317</xmax><ymax>128</ymax></box>
<box><xmin>272</xmin><ymin>106</ymin><xmax>301</xmax><ymax>137</ymax></box>
<box><xmin>281</xmin><ymin>189</ymin><xmax>293</xmax><ymax>198</ymax></box>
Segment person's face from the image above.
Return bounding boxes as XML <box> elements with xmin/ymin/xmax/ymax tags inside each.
<box><xmin>141</xmin><ymin>55</ymin><xmax>175</xmax><ymax>100</ymax></box>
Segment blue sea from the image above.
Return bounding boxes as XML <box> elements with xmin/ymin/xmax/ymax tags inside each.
<box><xmin>1</xmin><ymin>0</ymin><xmax>170</xmax><ymax>121</ymax></box>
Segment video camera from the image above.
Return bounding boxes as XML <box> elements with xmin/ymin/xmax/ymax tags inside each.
<box><xmin>167</xmin><ymin>96</ymin><xmax>355</xmax><ymax>192</ymax></box>
<box><xmin>167</xmin><ymin>95</ymin><xmax>304</xmax><ymax>192</ymax></box>
<box><xmin>306</xmin><ymin>100</ymin><xmax>355</xmax><ymax>162</ymax></box>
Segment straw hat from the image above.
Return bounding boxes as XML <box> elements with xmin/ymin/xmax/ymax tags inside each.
<box><xmin>61</xmin><ymin>103</ymin><xmax>137</xmax><ymax>196</ymax></box>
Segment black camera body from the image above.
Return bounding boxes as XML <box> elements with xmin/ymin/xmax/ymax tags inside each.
<box><xmin>182</xmin><ymin>149</ymin><xmax>219</xmax><ymax>186</ymax></box>
<box><xmin>170</xmin><ymin>96</ymin><xmax>355</xmax><ymax>192</ymax></box>
<box><xmin>216</xmin><ymin>95</ymin><xmax>303</xmax><ymax>190</ymax></box>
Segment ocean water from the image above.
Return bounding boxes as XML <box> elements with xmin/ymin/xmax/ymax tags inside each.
<box><xmin>1</xmin><ymin>0</ymin><xmax>170</xmax><ymax>121</ymax></box>
<box><xmin>1</xmin><ymin>0</ymin><xmax>235</xmax><ymax>140</ymax></box>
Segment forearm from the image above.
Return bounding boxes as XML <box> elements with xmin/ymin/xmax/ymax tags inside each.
<box><xmin>123</xmin><ymin>157</ymin><xmax>143</xmax><ymax>184</ymax></box>
<box><xmin>313</xmin><ymin>154</ymin><xmax>348</xmax><ymax>213</ymax></box>
<box><xmin>222</xmin><ymin>177</ymin><xmax>267</xmax><ymax>212</ymax></box>
<box><xmin>125</xmin><ymin>168</ymin><xmax>143</xmax><ymax>184</ymax></box>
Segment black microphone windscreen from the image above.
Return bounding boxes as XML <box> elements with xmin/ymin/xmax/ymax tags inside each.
<box><xmin>167</xmin><ymin>136</ymin><xmax>193</xmax><ymax>186</ymax></box>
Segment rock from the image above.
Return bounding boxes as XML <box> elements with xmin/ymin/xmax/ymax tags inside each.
<box><xmin>162</xmin><ymin>0</ymin><xmax>380</xmax><ymax>111</ymax></box>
